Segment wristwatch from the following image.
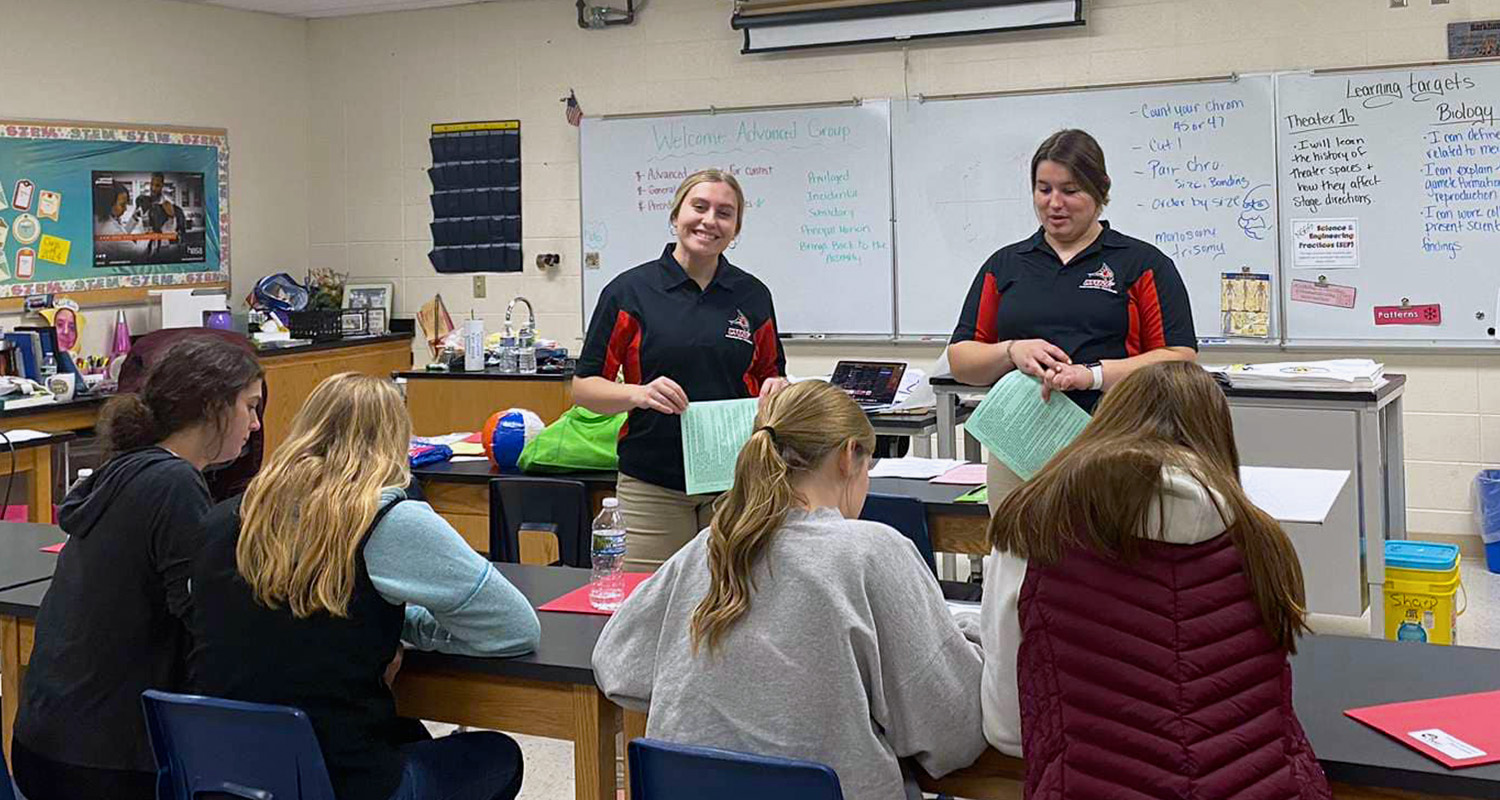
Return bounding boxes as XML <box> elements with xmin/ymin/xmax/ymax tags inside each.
<box><xmin>1083</xmin><ymin>361</ymin><xmax>1104</xmax><ymax>391</ymax></box>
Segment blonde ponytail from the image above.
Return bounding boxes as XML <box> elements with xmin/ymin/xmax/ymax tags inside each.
<box><xmin>690</xmin><ymin>381</ymin><xmax>874</xmax><ymax>653</ymax></box>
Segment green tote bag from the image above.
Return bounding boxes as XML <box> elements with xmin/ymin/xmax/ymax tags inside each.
<box><xmin>517</xmin><ymin>405</ymin><xmax>626</xmax><ymax>472</ymax></box>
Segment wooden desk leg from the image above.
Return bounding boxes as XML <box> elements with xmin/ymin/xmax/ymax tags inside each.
<box><xmin>27</xmin><ymin>444</ymin><xmax>52</xmax><ymax>524</ymax></box>
<box><xmin>622</xmin><ymin>710</ymin><xmax>647</xmax><ymax>799</ymax></box>
<box><xmin>2</xmin><ymin>616</ymin><xmax>21</xmax><ymax>763</ymax></box>
<box><xmin>571</xmin><ymin>685</ymin><xmax>620</xmax><ymax>800</ymax></box>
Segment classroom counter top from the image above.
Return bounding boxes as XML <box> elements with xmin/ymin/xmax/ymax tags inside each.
<box><xmin>403</xmin><ymin>563</ymin><xmax>1500</xmax><ymax>800</ymax></box>
<box><xmin>0</xmin><ymin>523</ymin><xmax>66</xmax><ymax>592</ymax></box>
<box><xmin>930</xmin><ymin>373</ymin><xmax>1406</xmax><ymax>403</ymax></box>
<box><xmin>395</xmin><ymin>366</ymin><xmax>573</xmax><ymax>381</ymax></box>
<box><xmin>0</xmin><ymin>394</ymin><xmax>107</xmax><ymax>422</ymax></box>
<box><xmin>413</xmin><ymin>459</ymin><xmax>986</xmax><ymax>512</ymax></box>
<box><xmin>413</xmin><ymin>460</ymin><xmax>617</xmax><ymax>488</ymax></box>
<box><xmin>254</xmin><ymin>332</ymin><xmax>411</xmax><ymax>358</ymax></box>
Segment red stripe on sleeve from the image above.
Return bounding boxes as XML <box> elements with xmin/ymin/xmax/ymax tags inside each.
<box><xmin>1126</xmin><ymin>270</ymin><xmax>1167</xmax><ymax>357</ymax></box>
<box><xmin>974</xmin><ymin>273</ymin><xmax>1002</xmax><ymax>344</ymax></box>
<box><xmin>743</xmin><ymin>319</ymin><xmax>781</xmax><ymax>395</ymax></box>
<box><xmin>602</xmin><ymin>309</ymin><xmax>642</xmax><ymax>385</ymax></box>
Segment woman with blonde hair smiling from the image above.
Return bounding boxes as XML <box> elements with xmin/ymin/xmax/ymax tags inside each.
<box><xmin>188</xmin><ymin>373</ymin><xmax>540</xmax><ymax>800</ymax></box>
<box><xmin>979</xmin><ymin>361</ymin><xmax>1331</xmax><ymax>799</ymax></box>
<box><xmin>594</xmin><ymin>380</ymin><xmax>985</xmax><ymax>800</ymax></box>
<box><xmin>574</xmin><ymin>168</ymin><xmax>789</xmax><ymax>570</ymax></box>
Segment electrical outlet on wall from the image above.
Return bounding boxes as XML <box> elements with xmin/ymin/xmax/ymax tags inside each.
<box><xmin>1389</xmin><ymin>0</ymin><xmax>1407</xmax><ymax>7</ymax></box>
<box><xmin>473</xmin><ymin>275</ymin><xmax>487</xmax><ymax>298</ymax></box>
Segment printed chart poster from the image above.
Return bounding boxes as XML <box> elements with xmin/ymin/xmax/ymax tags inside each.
<box><xmin>92</xmin><ymin>171</ymin><xmax>208</xmax><ymax>267</ymax></box>
<box><xmin>1292</xmin><ymin>218</ymin><xmax>1359</xmax><ymax>268</ymax></box>
<box><xmin>1220</xmin><ymin>272</ymin><xmax>1272</xmax><ymax>338</ymax></box>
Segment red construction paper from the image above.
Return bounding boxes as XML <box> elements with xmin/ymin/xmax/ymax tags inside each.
<box><xmin>40</xmin><ymin>542</ymin><xmax>64</xmax><ymax>553</ymax></box>
<box><xmin>537</xmin><ymin>572</ymin><xmax>652</xmax><ymax>615</ymax></box>
<box><xmin>1346</xmin><ymin>689</ymin><xmax>1500</xmax><ymax>768</ymax></box>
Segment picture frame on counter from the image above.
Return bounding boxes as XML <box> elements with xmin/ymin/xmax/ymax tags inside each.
<box><xmin>345</xmin><ymin>282</ymin><xmax>394</xmax><ymax>318</ymax></box>
<box><xmin>339</xmin><ymin>308</ymin><xmax>368</xmax><ymax>336</ymax></box>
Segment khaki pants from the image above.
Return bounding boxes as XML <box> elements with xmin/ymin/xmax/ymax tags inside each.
<box><xmin>616</xmin><ymin>472</ymin><xmax>718</xmax><ymax>572</ymax></box>
<box><xmin>985</xmin><ymin>456</ymin><xmax>1025</xmax><ymax>517</ymax></box>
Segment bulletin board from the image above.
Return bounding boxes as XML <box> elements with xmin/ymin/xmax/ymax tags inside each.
<box><xmin>0</xmin><ymin>119</ymin><xmax>229</xmax><ymax>307</ymax></box>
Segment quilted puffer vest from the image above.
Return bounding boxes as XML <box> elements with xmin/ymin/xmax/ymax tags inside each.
<box><xmin>1016</xmin><ymin>534</ymin><xmax>1332</xmax><ymax>800</ymax></box>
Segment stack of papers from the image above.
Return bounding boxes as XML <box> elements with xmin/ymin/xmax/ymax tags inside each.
<box><xmin>868</xmin><ymin>457</ymin><xmax>968</xmax><ymax>480</ymax></box>
<box><xmin>1205</xmin><ymin>359</ymin><xmax>1384</xmax><ymax>391</ymax></box>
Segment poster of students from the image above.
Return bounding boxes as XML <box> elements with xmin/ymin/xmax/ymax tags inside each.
<box><xmin>92</xmin><ymin>170</ymin><xmax>207</xmax><ymax>267</ymax></box>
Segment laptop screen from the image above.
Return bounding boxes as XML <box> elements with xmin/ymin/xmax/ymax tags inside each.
<box><xmin>830</xmin><ymin>361</ymin><xmax>906</xmax><ymax>405</ymax></box>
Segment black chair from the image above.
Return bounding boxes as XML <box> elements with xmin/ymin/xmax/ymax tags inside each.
<box><xmin>489</xmin><ymin>476</ymin><xmax>591</xmax><ymax>567</ymax></box>
<box><xmin>860</xmin><ymin>493</ymin><xmax>982</xmax><ymax>602</ymax></box>
<box><xmin>629</xmin><ymin>738</ymin><xmax>843</xmax><ymax>800</ymax></box>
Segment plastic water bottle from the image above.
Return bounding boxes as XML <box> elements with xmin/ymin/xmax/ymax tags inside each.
<box><xmin>68</xmin><ymin>468</ymin><xmax>92</xmax><ymax>498</ymax></box>
<box><xmin>589</xmin><ymin>497</ymin><xmax>627</xmax><ymax>610</ymax></box>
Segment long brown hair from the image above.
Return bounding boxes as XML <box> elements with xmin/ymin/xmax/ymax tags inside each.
<box><xmin>987</xmin><ymin>361</ymin><xmax>1309</xmax><ymax>652</ymax></box>
<box><xmin>99</xmin><ymin>337</ymin><xmax>263</xmax><ymax>461</ymax></box>
<box><xmin>690</xmin><ymin>380</ymin><xmax>875</xmax><ymax>654</ymax></box>
<box><xmin>236</xmin><ymin>373</ymin><xmax>411</xmax><ymax>618</ymax></box>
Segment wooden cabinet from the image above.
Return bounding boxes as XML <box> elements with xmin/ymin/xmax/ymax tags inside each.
<box><xmin>260</xmin><ymin>336</ymin><xmax>412</xmax><ymax>455</ymax></box>
<box><xmin>401</xmin><ymin>370</ymin><xmax>573</xmax><ymax>437</ymax></box>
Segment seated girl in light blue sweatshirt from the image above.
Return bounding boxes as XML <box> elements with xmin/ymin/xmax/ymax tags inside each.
<box><xmin>188</xmin><ymin>373</ymin><xmax>539</xmax><ymax>800</ymax></box>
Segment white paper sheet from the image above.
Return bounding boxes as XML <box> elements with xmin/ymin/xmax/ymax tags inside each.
<box><xmin>1241</xmin><ymin>466</ymin><xmax>1350</xmax><ymax>524</ymax></box>
<box><xmin>868</xmin><ymin>457</ymin><xmax>969</xmax><ymax>480</ymax></box>
<box><xmin>0</xmin><ymin>428</ymin><xmax>53</xmax><ymax>443</ymax></box>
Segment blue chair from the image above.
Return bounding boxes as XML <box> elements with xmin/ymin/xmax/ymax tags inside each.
<box><xmin>142</xmin><ymin>689</ymin><xmax>336</xmax><ymax>800</ymax></box>
<box><xmin>2</xmin><ymin>746</ymin><xmax>17</xmax><ymax>800</ymax></box>
<box><xmin>628</xmin><ymin>738</ymin><xmax>844</xmax><ymax>800</ymax></box>
<box><xmin>860</xmin><ymin>493</ymin><xmax>982</xmax><ymax>602</ymax></box>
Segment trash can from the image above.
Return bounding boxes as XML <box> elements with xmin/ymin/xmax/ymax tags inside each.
<box><xmin>1476</xmin><ymin>469</ymin><xmax>1500</xmax><ymax>573</ymax></box>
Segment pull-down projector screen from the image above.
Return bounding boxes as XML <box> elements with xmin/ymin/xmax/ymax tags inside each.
<box><xmin>732</xmin><ymin>0</ymin><xmax>1083</xmax><ymax>54</ymax></box>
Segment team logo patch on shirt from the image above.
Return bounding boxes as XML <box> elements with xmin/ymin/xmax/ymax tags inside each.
<box><xmin>1079</xmin><ymin>263</ymin><xmax>1118</xmax><ymax>294</ymax></box>
<box><xmin>726</xmin><ymin>310</ymin><xmax>753</xmax><ymax>343</ymax></box>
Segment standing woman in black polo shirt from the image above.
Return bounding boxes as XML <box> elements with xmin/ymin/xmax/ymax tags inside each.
<box><xmin>575</xmin><ymin>168</ymin><xmax>788</xmax><ymax>571</ymax></box>
<box><xmin>948</xmin><ymin>129</ymin><xmax>1197</xmax><ymax>508</ymax></box>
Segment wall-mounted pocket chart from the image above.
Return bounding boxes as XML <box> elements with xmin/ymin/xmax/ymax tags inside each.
<box><xmin>1276</xmin><ymin>64</ymin><xmax>1500</xmax><ymax>346</ymax></box>
<box><xmin>580</xmin><ymin>100</ymin><xmax>895</xmax><ymax>336</ymax></box>
<box><xmin>429</xmin><ymin>120</ymin><xmax>522</xmax><ymax>273</ymax></box>
<box><xmin>892</xmin><ymin>75</ymin><xmax>1278</xmax><ymax>341</ymax></box>
<box><xmin>577</xmin><ymin>61</ymin><xmax>1500</xmax><ymax>348</ymax></box>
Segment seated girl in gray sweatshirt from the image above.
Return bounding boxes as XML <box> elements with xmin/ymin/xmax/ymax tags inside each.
<box><xmin>593</xmin><ymin>379</ymin><xmax>987</xmax><ymax>800</ymax></box>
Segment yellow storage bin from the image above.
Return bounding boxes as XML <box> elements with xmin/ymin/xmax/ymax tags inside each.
<box><xmin>1384</xmin><ymin>541</ymin><xmax>1465</xmax><ymax>645</ymax></box>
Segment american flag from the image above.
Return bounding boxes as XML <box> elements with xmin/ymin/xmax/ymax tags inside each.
<box><xmin>563</xmin><ymin>90</ymin><xmax>583</xmax><ymax>127</ymax></box>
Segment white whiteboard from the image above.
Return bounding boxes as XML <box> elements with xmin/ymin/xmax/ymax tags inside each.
<box><xmin>892</xmin><ymin>75</ymin><xmax>1279</xmax><ymax>340</ymax></box>
<box><xmin>580</xmin><ymin>101</ymin><xmax>894</xmax><ymax>336</ymax></box>
<box><xmin>1277</xmin><ymin>65</ymin><xmax>1500</xmax><ymax>345</ymax></box>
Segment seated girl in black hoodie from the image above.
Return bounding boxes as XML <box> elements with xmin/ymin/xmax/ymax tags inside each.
<box><xmin>12</xmin><ymin>337</ymin><xmax>263</xmax><ymax>800</ymax></box>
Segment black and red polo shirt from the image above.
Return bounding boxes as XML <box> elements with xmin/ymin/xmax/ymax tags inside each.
<box><xmin>949</xmin><ymin>221</ymin><xmax>1196</xmax><ymax>412</ymax></box>
<box><xmin>578</xmin><ymin>244</ymin><xmax>785</xmax><ymax>492</ymax></box>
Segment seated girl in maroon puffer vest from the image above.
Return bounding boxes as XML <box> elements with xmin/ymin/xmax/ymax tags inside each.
<box><xmin>978</xmin><ymin>361</ymin><xmax>1333</xmax><ymax>800</ymax></box>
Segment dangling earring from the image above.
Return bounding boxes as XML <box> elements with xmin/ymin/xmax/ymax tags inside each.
<box><xmin>728</xmin><ymin>237</ymin><xmax>739</xmax><ymax>250</ymax></box>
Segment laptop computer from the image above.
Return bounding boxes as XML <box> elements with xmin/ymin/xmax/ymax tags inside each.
<box><xmin>830</xmin><ymin>360</ymin><xmax>907</xmax><ymax>410</ymax></box>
